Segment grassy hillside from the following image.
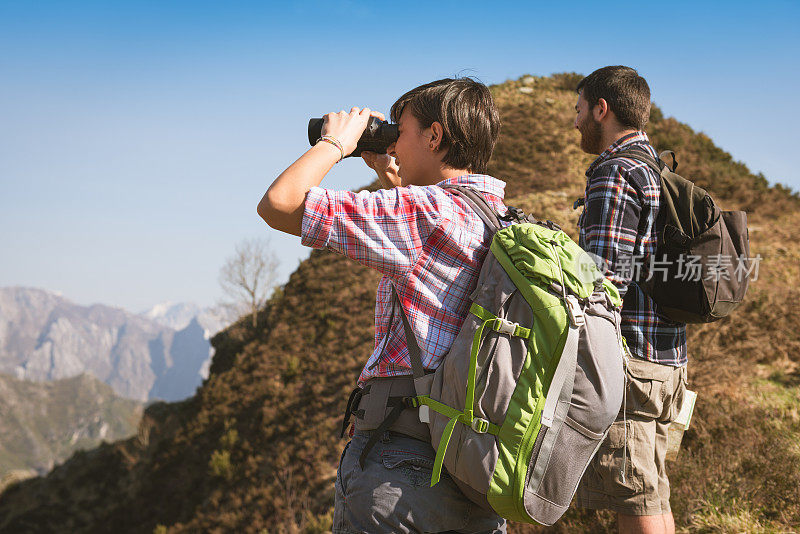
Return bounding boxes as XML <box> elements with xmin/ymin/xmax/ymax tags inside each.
<box><xmin>0</xmin><ymin>373</ymin><xmax>143</xmax><ymax>492</ymax></box>
<box><xmin>0</xmin><ymin>74</ymin><xmax>798</xmax><ymax>534</ymax></box>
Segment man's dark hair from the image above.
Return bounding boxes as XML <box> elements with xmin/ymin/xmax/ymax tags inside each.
<box><xmin>390</xmin><ymin>78</ymin><xmax>501</xmax><ymax>174</ymax></box>
<box><xmin>577</xmin><ymin>66</ymin><xmax>651</xmax><ymax>130</ymax></box>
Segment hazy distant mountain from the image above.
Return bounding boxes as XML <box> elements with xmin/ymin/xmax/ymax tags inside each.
<box><xmin>140</xmin><ymin>301</ymin><xmax>225</xmax><ymax>337</ymax></box>
<box><xmin>0</xmin><ymin>287</ymin><xmax>222</xmax><ymax>402</ymax></box>
<box><xmin>0</xmin><ymin>372</ymin><xmax>142</xmax><ymax>486</ymax></box>
<box><xmin>140</xmin><ymin>302</ymin><xmax>227</xmax><ymax>381</ymax></box>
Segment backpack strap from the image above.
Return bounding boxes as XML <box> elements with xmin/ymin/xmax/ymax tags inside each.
<box><xmin>579</xmin><ymin>146</ymin><xmax>680</xmax><ymax>209</ymax></box>
<box><xmin>389</xmin><ymin>183</ymin><xmax>504</xmax><ymax>381</ymax></box>
<box><xmin>540</xmin><ymin>295</ymin><xmax>583</xmax><ymax>428</ymax></box>
<box><xmin>350</xmin><ymin>289</ymin><xmax>427</xmax><ymax>462</ymax></box>
<box><xmin>615</xmin><ymin>147</ymin><xmax>663</xmax><ymax>175</ymax></box>
<box><xmin>440</xmin><ymin>184</ymin><xmax>503</xmax><ymax>232</ymax></box>
<box><xmin>391</xmin><ymin>285</ymin><xmax>435</xmax><ymax>421</ymax></box>
<box><xmin>391</xmin><ymin>285</ymin><xmax>426</xmax><ymax>381</ymax></box>
<box><xmin>613</xmin><ymin>146</ymin><xmax>676</xmax><ymax>173</ymax></box>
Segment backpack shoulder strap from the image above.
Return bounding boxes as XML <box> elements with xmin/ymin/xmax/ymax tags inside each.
<box><xmin>389</xmin><ymin>285</ymin><xmax>426</xmax><ymax>381</ymax></box>
<box><xmin>390</xmin><ymin>285</ymin><xmax>434</xmax><ymax>419</ymax></box>
<box><xmin>440</xmin><ymin>184</ymin><xmax>502</xmax><ymax>232</ymax></box>
<box><xmin>614</xmin><ymin>147</ymin><xmax>663</xmax><ymax>176</ymax></box>
<box><xmin>389</xmin><ymin>185</ymin><xmax>505</xmax><ymax>393</ymax></box>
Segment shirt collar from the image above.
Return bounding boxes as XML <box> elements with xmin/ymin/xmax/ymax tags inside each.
<box><xmin>435</xmin><ymin>174</ymin><xmax>506</xmax><ymax>201</ymax></box>
<box><xmin>586</xmin><ymin>130</ymin><xmax>650</xmax><ymax>175</ymax></box>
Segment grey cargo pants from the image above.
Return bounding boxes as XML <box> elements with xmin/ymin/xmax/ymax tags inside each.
<box><xmin>334</xmin><ymin>429</ymin><xmax>506</xmax><ymax>534</ymax></box>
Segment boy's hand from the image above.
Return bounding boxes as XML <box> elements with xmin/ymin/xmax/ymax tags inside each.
<box><xmin>362</xmin><ymin>151</ymin><xmax>401</xmax><ymax>189</ymax></box>
<box><xmin>359</xmin><ymin>110</ymin><xmax>402</xmax><ymax>188</ymax></box>
<box><xmin>321</xmin><ymin>107</ymin><xmax>372</xmax><ymax>156</ymax></box>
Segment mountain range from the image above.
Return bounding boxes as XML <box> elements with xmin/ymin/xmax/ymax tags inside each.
<box><xmin>0</xmin><ymin>287</ymin><xmax>225</xmax><ymax>402</ymax></box>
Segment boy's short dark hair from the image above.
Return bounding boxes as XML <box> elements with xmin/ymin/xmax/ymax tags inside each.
<box><xmin>390</xmin><ymin>78</ymin><xmax>501</xmax><ymax>174</ymax></box>
<box><xmin>577</xmin><ymin>66</ymin><xmax>651</xmax><ymax>130</ymax></box>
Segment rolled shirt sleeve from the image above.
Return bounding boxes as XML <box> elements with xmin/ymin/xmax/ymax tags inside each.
<box><xmin>301</xmin><ymin>185</ymin><xmax>448</xmax><ymax>280</ymax></box>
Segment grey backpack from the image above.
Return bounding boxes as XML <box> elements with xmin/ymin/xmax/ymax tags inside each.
<box><xmin>401</xmin><ymin>186</ymin><xmax>626</xmax><ymax>525</ymax></box>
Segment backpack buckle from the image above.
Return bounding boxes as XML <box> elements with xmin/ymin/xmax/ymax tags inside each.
<box><xmin>565</xmin><ymin>295</ymin><xmax>585</xmax><ymax>327</ymax></box>
<box><xmin>471</xmin><ymin>417</ymin><xmax>490</xmax><ymax>434</ymax></box>
<box><xmin>418</xmin><ymin>405</ymin><xmax>430</xmax><ymax>423</ymax></box>
<box><xmin>495</xmin><ymin>317</ymin><xmax>519</xmax><ymax>335</ymax></box>
<box><xmin>499</xmin><ymin>206</ymin><xmax>525</xmax><ymax>222</ymax></box>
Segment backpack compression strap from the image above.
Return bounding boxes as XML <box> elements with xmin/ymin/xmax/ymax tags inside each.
<box><xmin>412</xmin><ymin>300</ymin><xmax>534</xmax><ymax>486</ymax></box>
<box><xmin>541</xmin><ymin>295</ymin><xmax>584</xmax><ymax>427</ymax></box>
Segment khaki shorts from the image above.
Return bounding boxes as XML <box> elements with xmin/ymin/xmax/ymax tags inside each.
<box><xmin>577</xmin><ymin>357</ymin><xmax>687</xmax><ymax>516</ymax></box>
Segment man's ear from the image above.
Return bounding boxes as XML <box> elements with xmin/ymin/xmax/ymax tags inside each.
<box><xmin>593</xmin><ymin>98</ymin><xmax>610</xmax><ymax>122</ymax></box>
<box><xmin>429</xmin><ymin>121</ymin><xmax>445</xmax><ymax>151</ymax></box>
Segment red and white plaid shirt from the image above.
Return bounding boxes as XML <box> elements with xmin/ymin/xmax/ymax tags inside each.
<box><xmin>301</xmin><ymin>174</ymin><xmax>507</xmax><ymax>384</ymax></box>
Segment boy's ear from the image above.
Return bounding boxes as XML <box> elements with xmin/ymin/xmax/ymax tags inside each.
<box><xmin>429</xmin><ymin>121</ymin><xmax>445</xmax><ymax>151</ymax></box>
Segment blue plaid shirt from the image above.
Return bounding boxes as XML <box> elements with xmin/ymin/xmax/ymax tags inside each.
<box><xmin>578</xmin><ymin>131</ymin><xmax>687</xmax><ymax>366</ymax></box>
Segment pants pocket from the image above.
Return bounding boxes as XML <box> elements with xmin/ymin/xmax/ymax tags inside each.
<box><xmin>664</xmin><ymin>366</ymin><xmax>689</xmax><ymax>423</ymax></box>
<box><xmin>336</xmin><ymin>441</ymin><xmax>354</xmax><ymax>497</ymax></box>
<box><xmin>601</xmin><ymin>420</ymin><xmax>644</xmax><ymax>496</ymax></box>
<box><xmin>625</xmin><ymin>359</ymin><xmax>674</xmax><ymax>419</ymax></box>
<box><xmin>380</xmin><ymin>448</ymin><xmax>438</xmax><ymax>487</ymax></box>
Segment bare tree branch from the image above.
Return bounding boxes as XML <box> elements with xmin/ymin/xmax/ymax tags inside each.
<box><xmin>218</xmin><ymin>238</ymin><xmax>280</xmax><ymax>328</ymax></box>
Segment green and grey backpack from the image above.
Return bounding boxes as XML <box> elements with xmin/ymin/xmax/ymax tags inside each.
<box><xmin>401</xmin><ymin>185</ymin><xmax>626</xmax><ymax>526</ymax></box>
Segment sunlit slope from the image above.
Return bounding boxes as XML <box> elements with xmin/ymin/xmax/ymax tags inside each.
<box><xmin>1</xmin><ymin>74</ymin><xmax>797</xmax><ymax>534</ymax></box>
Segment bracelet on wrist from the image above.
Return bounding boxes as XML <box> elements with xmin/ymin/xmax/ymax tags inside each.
<box><xmin>316</xmin><ymin>135</ymin><xmax>345</xmax><ymax>162</ymax></box>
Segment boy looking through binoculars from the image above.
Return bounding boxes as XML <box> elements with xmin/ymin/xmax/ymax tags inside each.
<box><xmin>258</xmin><ymin>78</ymin><xmax>507</xmax><ymax>534</ymax></box>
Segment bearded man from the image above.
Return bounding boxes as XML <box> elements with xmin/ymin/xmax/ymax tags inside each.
<box><xmin>573</xmin><ymin>66</ymin><xmax>688</xmax><ymax>534</ymax></box>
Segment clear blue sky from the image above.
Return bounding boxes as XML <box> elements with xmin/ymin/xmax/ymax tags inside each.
<box><xmin>1</xmin><ymin>0</ymin><xmax>797</xmax><ymax>312</ymax></box>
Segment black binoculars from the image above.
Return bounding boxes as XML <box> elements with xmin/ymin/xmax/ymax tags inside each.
<box><xmin>308</xmin><ymin>117</ymin><xmax>399</xmax><ymax>158</ymax></box>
